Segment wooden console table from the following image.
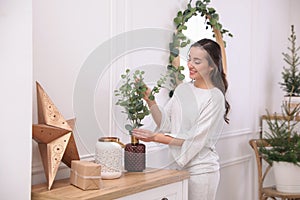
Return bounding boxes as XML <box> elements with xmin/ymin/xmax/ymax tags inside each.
<box><xmin>32</xmin><ymin>168</ymin><xmax>189</xmax><ymax>200</ymax></box>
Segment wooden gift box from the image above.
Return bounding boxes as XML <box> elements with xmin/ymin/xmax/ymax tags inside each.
<box><xmin>70</xmin><ymin>160</ymin><xmax>102</xmax><ymax>190</ymax></box>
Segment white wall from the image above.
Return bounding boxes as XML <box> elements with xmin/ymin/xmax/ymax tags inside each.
<box><xmin>291</xmin><ymin>0</ymin><xmax>300</xmax><ymax>38</ymax></box>
<box><xmin>0</xmin><ymin>0</ymin><xmax>32</xmax><ymax>199</ymax></box>
<box><xmin>31</xmin><ymin>0</ymin><xmax>300</xmax><ymax>199</ymax></box>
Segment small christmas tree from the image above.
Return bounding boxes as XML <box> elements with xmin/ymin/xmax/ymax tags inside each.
<box><xmin>260</xmin><ymin>98</ymin><xmax>300</xmax><ymax>165</ymax></box>
<box><xmin>280</xmin><ymin>25</ymin><xmax>300</xmax><ymax>96</ymax></box>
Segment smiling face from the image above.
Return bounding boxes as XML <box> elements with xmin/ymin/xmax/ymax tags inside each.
<box><xmin>187</xmin><ymin>46</ymin><xmax>213</xmax><ymax>87</ymax></box>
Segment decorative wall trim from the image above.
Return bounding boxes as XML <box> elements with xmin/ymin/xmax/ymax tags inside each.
<box><xmin>32</xmin><ymin>163</ymin><xmax>43</xmax><ymax>175</ymax></box>
<box><xmin>220</xmin><ymin>154</ymin><xmax>252</xmax><ymax>169</ymax></box>
<box><xmin>32</xmin><ymin>154</ymin><xmax>95</xmax><ymax>175</ymax></box>
<box><xmin>220</xmin><ymin>128</ymin><xmax>252</xmax><ymax>140</ymax></box>
<box><xmin>32</xmin><ymin>162</ymin><xmax>69</xmax><ymax>176</ymax></box>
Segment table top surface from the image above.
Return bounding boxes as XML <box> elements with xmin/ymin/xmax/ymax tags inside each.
<box><xmin>31</xmin><ymin>168</ymin><xmax>190</xmax><ymax>200</ymax></box>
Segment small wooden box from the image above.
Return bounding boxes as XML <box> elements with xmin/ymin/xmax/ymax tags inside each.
<box><xmin>70</xmin><ymin>160</ymin><xmax>102</xmax><ymax>190</ymax></box>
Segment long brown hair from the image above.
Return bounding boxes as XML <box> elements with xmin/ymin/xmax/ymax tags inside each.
<box><xmin>191</xmin><ymin>38</ymin><xmax>230</xmax><ymax>123</ymax></box>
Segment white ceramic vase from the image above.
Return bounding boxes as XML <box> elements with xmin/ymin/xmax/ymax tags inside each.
<box><xmin>95</xmin><ymin>137</ymin><xmax>124</xmax><ymax>179</ymax></box>
<box><xmin>273</xmin><ymin>161</ymin><xmax>300</xmax><ymax>193</ymax></box>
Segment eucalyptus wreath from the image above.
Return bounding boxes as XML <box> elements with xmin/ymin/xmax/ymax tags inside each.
<box><xmin>164</xmin><ymin>0</ymin><xmax>233</xmax><ymax>95</ymax></box>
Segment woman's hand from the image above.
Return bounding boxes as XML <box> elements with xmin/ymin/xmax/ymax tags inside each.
<box><xmin>133</xmin><ymin>129</ymin><xmax>184</xmax><ymax>146</ymax></box>
<box><xmin>142</xmin><ymin>86</ymin><xmax>152</xmax><ymax>102</ymax></box>
<box><xmin>138</xmin><ymin>81</ymin><xmax>156</xmax><ymax>107</ymax></box>
<box><xmin>132</xmin><ymin>128</ymin><xmax>157</xmax><ymax>142</ymax></box>
<box><xmin>135</xmin><ymin>79</ymin><xmax>153</xmax><ymax>103</ymax></box>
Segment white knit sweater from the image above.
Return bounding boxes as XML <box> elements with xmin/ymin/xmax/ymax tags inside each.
<box><xmin>151</xmin><ymin>82</ymin><xmax>225</xmax><ymax>175</ymax></box>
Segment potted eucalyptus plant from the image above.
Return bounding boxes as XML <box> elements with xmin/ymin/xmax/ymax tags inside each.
<box><xmin>260</xmin><ymin>98</ymin><xmax>300</xmax><ymax>193</ymax></box>
<box><xmin>114</xmin><ymin>69</ymin><xmax>150</xmax><ymax>172</ymax></box>
<box><xmin>279</xmin><ymin>25</ymin><xmax>300</xmax><ymax>111</ymax></box>
<box><xmin>114</xmin><ymin>68</ymin><xmax>167</xmax><ymax>171</ymax></box>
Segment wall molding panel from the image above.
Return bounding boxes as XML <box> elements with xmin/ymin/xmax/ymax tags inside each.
<box><xmin>220</xmin><ymin>128</ymin><xmax>252</xmax><ymax>140</ymax></box>
<box><xmin>220</xmin><ymin>154</ymin><xmax>252</xmax><ymax>169</ymax></box>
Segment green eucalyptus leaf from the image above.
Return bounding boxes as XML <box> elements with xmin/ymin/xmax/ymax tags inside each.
<box><xmin>173</xmin><ymin>39</ymin><xmax>180</xmax><ymax>47</ymax></box>
<box><xmin>167</xmin><ymin>65</ymin><xmax>174</xmax><ymax>70</ymax></box>
<box><xmin>144</xmin><ymin>108</ymin><xmax>150</xmax><ymax>115</ymax></box>
<box><xmin>178</xmin><ymin>66</ymin><xmax>185</xmax><ymax>70</ymax></box>
<box><xmin>169</xmin><ymin>42</ymin><xmax>174</xmax><ymax>50</ymax></box>
<box><xmin>171</xmin><ymin>48</ymin><xmax>179</xmax><ymax>57</ymax></box>
<box><xmin>210</xmin><ymin>18</ymin><xmax>217</xmax><ymax>26</ymax></box>
<box><xmin>170</xmin><ymin>79</ymin><xmax>176</xmax><ymax>85</ymax></box>
<box><xmin>178</xmin><ymin>73</ymin><xmax>185</xmax><ymax>81</ymax></box>
<box><xmin>174</xmin><ymin>17</ymin><xmax>182</xmax><ymax>25</ymax></box>
<box><xmin>169</xmin><ymin>55</ymin><xmax>175</xmax><ymax>63</ymax></box>
<box><xmin>137</xmin><ymin>113</ymin><xmax>145</xmax><ymax>120</ymax></box>
<box><xmin>148</xmin><ymin>95</ymin><xmax>155</xmax><ymax>101</ymax></box>
<box><xmin>125</xmin><ymin>124</ymin><xmax>133</xmax><ymax>131</ymax></box>
<box><xmin>181</xmin><ymin>42</ymin><xmax>187</xmax><ymax>47</ymax></box>
<box><xmin>207</xmin><ymin>7</ymin><xmax>216</xmax><ymax>14</ymax></box>
<box><xmin>190</xmin><ymin>8</ymin><xmax>197</xmax><ymax>13</ymax></box>
<box><xmin>212</xmin><ymin>13</ymin><xmax>219</xmax><ymax>21</ymax></box>
<box><xmin>215</xmin><ymin>23</ymin><xmax>222</xmax><ymax>30</ymax></box>
<box><xmin>176</xmin><ymin>32</ymin><xmax>185</xmax><ymax>39</ymax></box>
<box><xmin>129</xmin><ymin>108</ymin><xmax>135</xmax><ymax>114</ymax></box>
<box><xmin>128</xmin><ymin>113</ymin><xmax>134</xmax><ymax>120</ymax></box>
<box><xmin>136</xmin><ymin>102</ymin><xmax>143</xmax><ymax>111</ymax></box>
<box><xmin>177</xmin><ymin>25</ymin><xmax>185</xmax><ymax>31</ymax></box>
<box><xmin>185</xmin><ymin>12</ymin><xmax>193</xmax><ymax>20</ymax></box>
<box><xmin>119</xmin><ymin>101</ymin><xmax>128</xmax><ymax>107</ymax></box>
<box><xmin>196</xmin><ymin>1</ymin><xmax>203</xmax><ymax>7</ymax></box>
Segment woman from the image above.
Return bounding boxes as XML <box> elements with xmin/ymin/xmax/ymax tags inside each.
<box><xmin>132</xmin><ymin>39</ymin><xmax>230</xmax><ymax>200</ymax></box>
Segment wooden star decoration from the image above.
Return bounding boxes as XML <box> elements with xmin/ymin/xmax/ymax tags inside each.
<box><xmin>32</xmin><ymin>82</ymin><xmax>80</xmax><ymax>190</ymax></box>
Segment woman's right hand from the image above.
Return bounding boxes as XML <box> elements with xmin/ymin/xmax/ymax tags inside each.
<box><xmin>143</xmin><ymin>85</ymin><xmax>157</xmax><ymax>108</ymax></box>
<box><xmin>143</xmin><ymin>86</ymin><xmax>152</xmax><ymax>101</ymax></box>
<box><xmin>132</xmin><ymin>128</ymin><xmax>157</xmax><ymax>142</ymax></box>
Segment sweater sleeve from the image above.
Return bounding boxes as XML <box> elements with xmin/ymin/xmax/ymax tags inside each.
<box><xmin>150</xmin><ymin>97</ymin><xmax>173</xmax><ymax>133</ymax></box>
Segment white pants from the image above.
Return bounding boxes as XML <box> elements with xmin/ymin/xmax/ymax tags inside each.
<box><xmin>188</xmin><ymin>171</ymin><xmax>220</xmax><ymax>200</ymax></box>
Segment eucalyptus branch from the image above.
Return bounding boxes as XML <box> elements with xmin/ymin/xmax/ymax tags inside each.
<box><xmin>115</xmin><ymin>69</ymin><xmax>150</xmax><ymax>134</ymax></box>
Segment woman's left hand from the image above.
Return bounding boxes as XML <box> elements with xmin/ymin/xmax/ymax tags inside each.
<box><xmin>132</xmin><ymin>128</ymin><xmax>157</xmax><ymax>142</ymax></box>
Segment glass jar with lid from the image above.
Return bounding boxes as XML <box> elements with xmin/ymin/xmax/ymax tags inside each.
<box><xmin>95</xmin><ymin>137</ymin><xmax>124</xmax><ymax>179</ymax></box>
